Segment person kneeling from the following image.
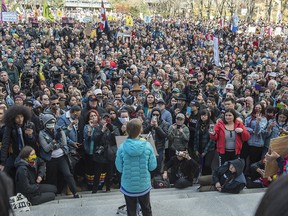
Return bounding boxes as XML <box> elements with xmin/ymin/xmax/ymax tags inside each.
<box><xmin>15</xmin><ymin>146</ymin><xmax>57</xmax><ymax>205</ymax></box>
<box><xmin>163</xmin><ymin>149</ymin><xmax>198</xmax><ymax>189</ymax></box>
<box><xmin>198</xmin><ymin>158</ymin><xmax>246</xmax><ymax>194</ymax></box>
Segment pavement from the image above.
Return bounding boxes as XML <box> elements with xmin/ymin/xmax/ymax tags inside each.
<box><xmin>16</xmin><ymin>186</ymin><xmax>265</xmax><ymax>216</ymax></box>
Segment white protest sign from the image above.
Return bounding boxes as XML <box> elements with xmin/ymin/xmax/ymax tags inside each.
<box><xmin>213</xmin><ymin>37</ymin><xmax>219</xmax><ymax>66</ymax></box>
<box><xmin>2</xmin><ymin>12</ymin><xmax>18</xmax><ymax>22</ymax></box>
<box><xmin>241</xmin><ymin>9</ymin><xmax>247</xmax><ymax>16</ymax></box>
<box><xmin>274</xmin><ymin>27</ymin><xmax>282</xmax><ymax>36</ymax></box>
<box><xmin>248</xmin><ymin>26</ymin><xmax>256</xmax><ymax>33</ymax></box>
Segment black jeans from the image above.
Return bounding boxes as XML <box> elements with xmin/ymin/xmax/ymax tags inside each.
<box><xmin>45</xmin><ymin>155</ymin><xmax>77</xmax><ymax>195</ymax></box>
<box><xmin>124</xmin><ymin>192</ymin><xmax>152</xmax><ymax>216</ymax></box>
<box><xmin>30</xmin><ymin>184</ymin><xmax>57</xmax><ymax>205</ymax></box>
<box><xmin>219</xmin><ymin>151</ymin><xmax>239</xmax><ymax>166</ymax></box>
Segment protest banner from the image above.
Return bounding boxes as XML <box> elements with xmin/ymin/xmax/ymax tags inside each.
<box><xmin>264</xmin><ymin>135</ymin><xmax>288</xmax><ymax>177</ymax></box>
<box><xmin>2</xmin><ymin>12</ymin><xmax>18</xmax><ymax>22</ymax></box>
<box><xmin>213</xmin><ymin>37</ymin><xmax>219</xmax><ymax>66</ymax></box>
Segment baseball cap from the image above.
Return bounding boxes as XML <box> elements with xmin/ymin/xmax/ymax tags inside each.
<box><xmin>225</xmin><ymin>84</ymin><xmax>234</xmax><ymax>90</ymax></box>
<box><xmin>153</xmin><ymin>80</ymin><xmax>161</xmax><ymax>86</ymax></box>
<box><xmin>88</xmin><ymin>95</ymin><xmax>98</xmax><ymax>101</ymax></box>
<box><xmin>54</xmin><ymin>83</ymin><xmax>64</xmax><ymax>90</ymax></box>
<box><xmin>156</xmin><ymin>98</ymin><xmax>165</xmax><ymax>104</ymax></box>
<box><xmin>172</xmin><ymin>88</ymin><xmax>181</xmax><ymax>93</ymax></box>
<box><xmin>176</xmin><ymin>113</ymin><xmax>185</xmax><ymax>120</ymax></box>
<box><xmin>7</xmin><ymin>58</ymin><xmax>13</xmax><ymax>63</ymax></box>
<box><xmin>94</xmin><ymin>89</ymin><xmax>102</xmax><ymax>95</ymax></box>
<box><xmin>190</xmin><ymin>100</ymin><xmax>200</xmax><ymax>108</ymax></box>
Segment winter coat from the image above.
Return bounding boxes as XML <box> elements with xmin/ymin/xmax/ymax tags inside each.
<box><xmin>210</xmin><ymin>119</ymin><xmax>250</xmax><ymax>155</ymax></box>
<box><xmin>1</xmin><ymin>125</ymin><xmax>38</xmax><ymax>164</ymax></box>
<box><xmin>167</xmin><ymin>124</ymin><xmax>190</xmax><ymax>151</ymax></box>
<box><xmin>14</xmin><ymin>157</ymin><xmax>46</xmax><ymax>200</ymax></box>
<box><xmin>212</xmin><ymin>158</ymin><xmax>246</xmax><ymax>194</ymax></box>
<box><xmin>38</xmin><ymin>128</ymin><xmax>68</xmax><ymax>161</ymax></box>
<box><xmin>164</xmin><ymin>156</ymin><xmax>198</xmax><ymax>183</ymax></box>
<box><xmin>143</xmin><ymin>108</ymin><xmax>169</xmax><ymax>150</ymax></box>
<box><xmin>115</xmin><ymin>138</ymin><xmax>157</xmax><ymax>193</ymax></box>
<box><xmin>245</xmin><ymin>115</ymin><xmax>267</xmax><ymax>147</ymax></box>
<box><xmin>90</xmin><ymin>124</ymin><xmax>120</xmax><ymax>163</ymax></box>
<box><xmin>194</xmin><ymin>120</ymin><xmax>216</xmax><ymax>154</ymax></box>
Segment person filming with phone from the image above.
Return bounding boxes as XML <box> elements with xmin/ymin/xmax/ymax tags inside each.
<box><xmin>167</xmin><ymin>113</ymin><xmax>190</xmax><ymax>159</ymax></box>
<box><xmin>143</xmin><ymin>107</ymin><xmax>169</xmax><ymax>175</ymax></box>
<box><xmin>87</xmin><ymin>112</ymin><xmax>119</xmax><ymax>193</ymax></box>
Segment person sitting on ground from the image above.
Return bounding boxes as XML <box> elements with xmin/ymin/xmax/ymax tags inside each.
<box><xmin>15</xmin><ymin>146</ymin><xmax>57</xmax><ymax>205</ymax></box>
<box><xmin>198</xmin><ymin>158</ymin><xmax>246</xmax><ymax>194</ymax></box>
<box><xmin>163</xmin><ymin>149</ymin><xmax>198</xmax><ymax>189</ymax></box>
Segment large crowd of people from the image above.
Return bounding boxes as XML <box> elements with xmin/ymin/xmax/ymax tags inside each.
<box><xmin>0</xmin><ymin>16</ymin><xmax>288</xmax><ymax>213</ymax></box>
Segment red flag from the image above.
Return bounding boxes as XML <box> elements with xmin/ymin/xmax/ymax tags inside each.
<box><xmin>100</xmin><ymin>0</ymin><xmax>106</xmax><ymax>31</ymax></box>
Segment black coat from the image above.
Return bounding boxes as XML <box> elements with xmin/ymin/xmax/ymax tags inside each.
<box><xmin>164</xmin><ymin>156</ymin><xmax>198</xmax><ymax>184</ymax></box>
<box><xmin>1</xmin><ymin>125</ymin><xmax>38</xmax><ymax>164</ymax></box>
<box><xmin>92</xmin><ymin>124</ymin><xmax>120</xmax><ymax>163</ymax></box>
<box><xmin>14</xmin><ymin>157</ymin><xmax>46</xmax><ymax>199</ymax></box>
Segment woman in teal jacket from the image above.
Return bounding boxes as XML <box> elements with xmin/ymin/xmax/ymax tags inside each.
<box><xmin>115</xmin><ymin>118</ymin><xmax>157</xmax><ymax>216</ymax></box>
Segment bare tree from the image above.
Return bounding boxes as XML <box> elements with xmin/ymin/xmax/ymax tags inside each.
<box><xmin>215</xmin><ymin>0</ymin><xmax>226</xmax><ymax>17</ymax></box>
<box><xmin>206</xmin><ymin>0</ymin><xmax>213</xmax><ymax>20</ymax></box>
<box><xmin>266</xmin><ymin>0</ymin><xmax>273</xmax><ymax>22</ymax></box>
<box><xmin>280</xmin><ymin>0</ymin><xmax>288</xmax><ymax>14</ymax></box>
<box><xmin>245</xmin><ymin>0</ymin><xmax>256</xmax><ymax>21</ymax></box>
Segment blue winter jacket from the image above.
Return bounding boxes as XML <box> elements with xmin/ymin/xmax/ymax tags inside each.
<box><xmin>115</xmin><ymin>138</ymin><xmax>157</xmax><ymax>194</ymax></box>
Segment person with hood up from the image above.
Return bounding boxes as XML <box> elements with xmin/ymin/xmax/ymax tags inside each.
<box><xmin>143</xmin><ymin>107</ymin><xmax>169</xmax><ymax>175</ymax></box>
<box><xmin>15</xmin><ymin>146</ymin><xmax>57</xmax><ymax>205</ymax></box>
<box><xmin>38</xmin><ymin>113</ymin><xmax>79</xmax><ymax>198</ymax></box>
<box><xmin>198</xmin><ymin>158</ymin><xmax>246</xmax><ymax>194</ymax></box>
<box><xmin>115</xmin><ymin>118</ymin><xmax>157</xmax><ymax>216</ymax></box>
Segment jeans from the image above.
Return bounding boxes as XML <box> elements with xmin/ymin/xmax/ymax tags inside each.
<box><xmin>124</xmin><ymin>192</ymin><xmax>152</xmax><ymax>216</ymax></box>
<box><xmin>45</xmin><ymin>155</ymin><xmax>77</xmax><ymax>195</ymax></box>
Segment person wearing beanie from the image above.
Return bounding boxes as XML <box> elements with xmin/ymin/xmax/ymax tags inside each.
<box><xmin>38</xmin><ymin>113</ymin><xmax>80</xmax><ymax>198</ymax></box>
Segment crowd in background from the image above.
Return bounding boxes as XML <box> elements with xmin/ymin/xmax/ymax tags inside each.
<box><xmin>0</xmin><ymin>17</ymin><xmax>288</xmax><ymax>207</ymax></box>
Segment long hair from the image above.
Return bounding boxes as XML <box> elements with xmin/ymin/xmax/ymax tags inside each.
<box><xmin>4</xmin><ymin>105</ymin><xmax>31</xmax><ymax>127</ymax></box>
<box><xmin>0</xmin><ymin>172</ymin><xmax>14</xmax><ymax>216</ymax></box>
<box><xmin>222</xmin><ymin>109</ymin><xmax>238</xmax><ymax>124</ymax></box>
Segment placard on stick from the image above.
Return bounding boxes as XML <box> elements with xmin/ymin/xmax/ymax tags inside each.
<box><xmin>264</xmin><ymin>135</ymin><xmax>288</xmax><ymax>177</ymax></box>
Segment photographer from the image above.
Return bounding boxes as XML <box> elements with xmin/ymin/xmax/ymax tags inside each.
<box><xmin>143</xmin><ymin>108</ymin><xmax>169</xmax><ymax>175</ymax></box>
<box><xmin>38</xmin><ymin>113</ymin><xmax>79</xmax><ymax>198</ymax></box>
<box><xmin>57</xmin><ymin>105</ymin><xmax>82</xmax><ymax>172</ymax></box>
<box><xmin>90</xmin><ymin>113</ymin><xmax>120</xmax><ymax>193</ymax></box>
<box><xmin>167</xmin><ymin>113</ymin><xmax>190</xmax><ymax>159</ymax></box>
<box><xmin>163</xmin><ymin>149</ymin><xmax>198</xmax><ymax>189</ymax></box>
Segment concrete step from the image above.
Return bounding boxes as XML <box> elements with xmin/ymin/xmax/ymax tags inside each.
<box><xmin>16</xmin><ymin>186</ymin><xmax>265</xmax><ymax>216</ymax></box>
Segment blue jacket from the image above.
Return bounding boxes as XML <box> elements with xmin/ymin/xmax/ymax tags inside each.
<box><xmin>245</xmin><ymin>115</ymin><xmax>267</xmax><ymax>147</ymax></box>
<box><xmin>57</xmin><ymin>112</ymin><xmax>78</xmax><ymax>148</ymax></box>
<box><xmin>115</xmin><ymin>138</ymin><xmax>157</xmax><ymax>194</ymax></box>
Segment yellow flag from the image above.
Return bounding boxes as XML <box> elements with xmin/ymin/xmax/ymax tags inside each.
<box><xmin>43</xmin><ymin>0</ymin><xmax>55</xmax><ymax>22</ymax></box>
<box><xmin>126</xmin><ymin>15</ymin><xmax>133</xmax><ymax>27</ymax></box>
<box><xmin>57</xmin><ymin>10</ymin><xmax>63</xmax><ymax>17</ymax></box>
<box><xmin>108</xmin><ymin>15</ymin><xmax>113</xmax><ymax>21</ymax></box>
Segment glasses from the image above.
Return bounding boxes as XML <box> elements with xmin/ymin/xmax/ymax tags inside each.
<box><xmin>152</xmin><ymin>114</ymin><xmax>160</xmax><ymax>116</ymax></box>
<box><xmin>43</xmin><ymin>98</ymin><xmax>49</xmax><ymax>101</ymax></box>
<box><xmin>52</xmin><ymin>103</ymin><xmax>60</xmax><ymax>105</ymax></box>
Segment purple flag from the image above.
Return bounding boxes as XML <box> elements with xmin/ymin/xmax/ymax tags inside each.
<box><xmin>2</xmin><ymin>0</ymin><xmax>7</xmax><ymax>12</ymax></box>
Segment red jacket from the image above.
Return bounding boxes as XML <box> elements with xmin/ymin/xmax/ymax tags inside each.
<box><xmin>210</xmin><ymin>119</ymin><xmax>250</xmax><ymax>155</ymax></box>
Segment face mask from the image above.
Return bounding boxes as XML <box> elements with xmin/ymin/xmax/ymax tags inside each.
<box><xmin>119</xmin><ymin>117</ymin><xmax>129</xmax><ymax>124</ymax></box>
<box><xmin>26</xmin><ymin>154</ymin><xmax>37</xmax><ymax>166</ymax></box>
<box><xmin>46</xmin><ymin>123</ymin><xmax>55</xmax><ymax>129</ymax></box>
